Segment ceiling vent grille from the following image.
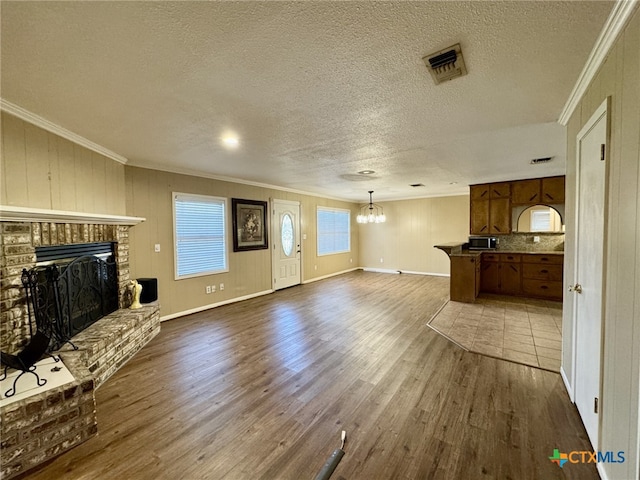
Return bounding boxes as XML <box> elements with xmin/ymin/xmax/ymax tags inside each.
<box><xmin>530</xmin><ymin>156</ymin><xmax>553</xmax><ymax>165</ymax></box>
<box><xmin>423</xmin><ymin>43</ymin><xmax>467</xmax><ymax>85</ymax></box>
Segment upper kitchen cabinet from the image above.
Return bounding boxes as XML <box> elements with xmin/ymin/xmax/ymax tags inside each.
<box><xmin>470</xmin><ymin>182</ymin><xmax>511</xmax><ymax>234</ymax></box>
<box><xmin>541</xmin><ymin>176</ymin><xmax>565</xmax><ymax>203</ymax></box>
<box><xmin>512</xmin><ymin>176</ymin><xmax>565</xmax><ymax>205</ymax></box>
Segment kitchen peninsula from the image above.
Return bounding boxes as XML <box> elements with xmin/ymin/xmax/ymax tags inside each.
<box><xmin>436</xmin><ymin>175</ymin><xmax>566</xmax><ymax>303</ymax></box>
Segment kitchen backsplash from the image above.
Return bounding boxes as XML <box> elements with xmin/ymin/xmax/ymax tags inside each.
<box><xmin>497</xmin><ymin>232</ymin><xmax>564</xmax><ymax>252</ymax></box>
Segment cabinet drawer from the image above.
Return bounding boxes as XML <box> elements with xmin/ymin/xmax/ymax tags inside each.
<box><xmin>522</xmin><ymin>279</ymin><xmax>563</xmax><ymax>299</ymax></box>
<box><xmin>522</xmin><ymin>264</ymin><xmax>563</xmax><ymax>282</ymax></box>
<box><xmin>522</xmin><ymin>254</ymin><xmax>563</xmax><ymax>265</ymax></box>
<box><xmin>482</xmin><ymin>253</ymin><xmax>500</xmax><ymax>262</ymax></box>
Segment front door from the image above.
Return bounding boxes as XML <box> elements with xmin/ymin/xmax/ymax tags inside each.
<box><xmin>572</xmin><ymin>98</ymin><xmax>608</xmax><ymax>449</ymax></box>
<box><xmin>272</xmin><ymin>199</ymin><xmax>301</xmax><ymax>290</ymax></box>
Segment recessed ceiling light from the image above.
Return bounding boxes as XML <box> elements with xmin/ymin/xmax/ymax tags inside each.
<box><xmin>358</xmin><ymin>170</ymin><xmax>375</xmax><ymax>175</ymax></box>
<box><xmin>222</xmin><ymin>136</ymin><xmax>239</xmax><ymax>148</ymax></box>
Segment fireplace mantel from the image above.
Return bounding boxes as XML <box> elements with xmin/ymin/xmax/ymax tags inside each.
<box><xmin>0</xmin><ymin>205</ymin><xmax>145</xmax><ymax>225</ymax></box>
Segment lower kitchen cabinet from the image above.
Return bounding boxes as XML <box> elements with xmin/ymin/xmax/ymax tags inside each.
<box><xmin>450</xmin><ymin>255</ymin><xmax>481</xmax><ymax>303</ymax></box>
<box><xmin>521</xmin><ymin>254</ymin><xmax>564</xmax><ymax>300</ymax></box>
<box><xmin>480</xmin><ymin>253</ymin><xmax>522</xmax><ymax>295</ymax></box>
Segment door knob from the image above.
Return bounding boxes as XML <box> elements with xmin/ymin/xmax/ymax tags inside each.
<box><xmin>568</xmin><ymin>283</ymin><xmax>583</xmax><ymax>294</ymax></box>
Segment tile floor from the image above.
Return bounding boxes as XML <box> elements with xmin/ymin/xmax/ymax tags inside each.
<box><xmin>427</xmin><ymin>294</ymin><xmax>562</xmax><ymax>372</ymax></box>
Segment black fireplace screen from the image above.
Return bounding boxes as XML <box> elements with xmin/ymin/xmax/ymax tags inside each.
<box><xmin>23</xmin><ymin>243</ymin><xmax>118</xmax><ymax>351</ymax></box>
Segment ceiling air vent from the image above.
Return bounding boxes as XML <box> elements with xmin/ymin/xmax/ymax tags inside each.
<box><xmin>423</xmin><ymin>43</ymin><xmax>467</xmax><ymax>85</ymax></box>
<box><xmin>530</xmin><ymin>156</ymin><xmax>553</xmax><ymax>165</ymax></box>
<box><xmin>410</xmin><ymin>183</ymin><xmax>425</xmax><ymax>188</ymax></box>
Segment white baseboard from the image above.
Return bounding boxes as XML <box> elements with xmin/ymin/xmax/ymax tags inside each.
<box><xmin>302</xmin><ymin>267</ymin><xmax>359</xmax><ymax>284</ymax></box>
<box><xmin>160</xmin><ymin>289</ymin><xmax>274</xmax><ymax>322</ymax></box>
<box><xmin>361</xmin><ymin>267</ymin><xmax>450</xmax><ymax>277</ymax></box>
<box><xmin>361</xmin><ymin>267</ymin><xmax>400</xmax><ymax>274</ymax></box>
<box><xmin>399</xmin><ymin>270</ymin><xmax>450</xmax><ymax>277</ymax></box>
<box><xmin>560</xmin><ymin>366</ymin><xmax>574</xmax><ymax>402</ymax></box>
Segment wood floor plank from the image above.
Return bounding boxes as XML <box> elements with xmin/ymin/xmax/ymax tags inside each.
<box><xmin>17</xmin><ymin>271</ymin><xmax>597</xmax><ymax>480</ymax></box>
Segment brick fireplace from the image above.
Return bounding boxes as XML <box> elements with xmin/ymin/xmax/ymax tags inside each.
<box><xmin>0</xmin><ymin>209</ymin><xmax>160</xmax><ymax>479</ymax></box>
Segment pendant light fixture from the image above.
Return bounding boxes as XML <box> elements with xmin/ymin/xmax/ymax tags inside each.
<box><xmin>356</xmin><ymin>191</ymin><xmax>386</xmax><ymax>224</ymax></box>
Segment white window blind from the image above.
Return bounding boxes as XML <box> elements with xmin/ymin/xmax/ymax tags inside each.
<box><xmin>531</xmin><ymin>209</ymin><xmax>551</xmax><ymax>232</ymax></box>
<box><xmin>173</xmin><ymin>193</ymin><xmax>228</xmax><ymax>279</ymax></box>
<box><xmin>317</xmin><ymin>207</ymin><xmax>350</xmax><ymax>256</ymax></box>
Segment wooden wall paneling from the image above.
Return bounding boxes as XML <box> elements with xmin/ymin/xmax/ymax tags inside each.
<box><xmin>2</xmin><ymin>113</ymin><xmax>28</xmax><ymax>206</ymax></box>
<box><xmin>57</xmin><ymin>137</ymin><xmax>77</xmax><ymax>211</ymax></box>
<box><xmin>73</xmin><ymin>145</ymin><xmax>89</xmax><ymax>212</ymax></box>
<box><xmin>48</xmin><ymin>133</ymin><xmax>62</xmax><ymax>210</ymax></box>
<box><xmin>23</xmin><ymin>123</ymin><xmax>51</xmax><ymax>209</ymax></box>
<box><xmin>601</xmin><ymin>14</ymin><xmax>640</xmax><ymax>480</ymax></box>
<box><xmin>91</xmin><ymin>152</ymin><xmax>107</xmax><ymax>213</ymax></box>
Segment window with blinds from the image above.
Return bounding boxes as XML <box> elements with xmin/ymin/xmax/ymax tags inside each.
<box><xmin>173</xmin><ymin>193</ymin><xmax>228</xmax><ymax>279</ymax></box>
<box><xmin>317</xmin><ymin>206</ymin><xmax>350</xmax><ymax>256</ymax></box>
<box><xmin>531</xmin><ymin>209</ymin><xmax>551</xmax><ymax>232</ymax></box>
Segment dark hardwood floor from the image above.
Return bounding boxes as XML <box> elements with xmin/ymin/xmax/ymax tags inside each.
<box><xmin>20</xmin><ymin>271</ymin><xmax>597</xmax><ymax>479</ymax></box>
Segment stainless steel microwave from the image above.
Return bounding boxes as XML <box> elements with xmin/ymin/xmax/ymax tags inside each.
<box><xmin>468</xmin><ymin>236</ymin><xmax>498</xmax><ymax>250</ymax></box>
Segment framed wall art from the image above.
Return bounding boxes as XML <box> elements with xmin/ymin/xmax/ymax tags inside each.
<box><xmin>232</xmin><ymin>198</ymin><xmax>268</xmax><ymax>251</ymax></box>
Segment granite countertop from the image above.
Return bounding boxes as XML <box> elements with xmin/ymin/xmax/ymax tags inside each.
<box><xmin>435</xmin><ymin>243</ymin><xmax>564</xmax><ymax>258</ymax></box>
<box><xmin>450</xmin><ymin>249</ymin><xmax>564</xmax><ymax>257</ymax></box>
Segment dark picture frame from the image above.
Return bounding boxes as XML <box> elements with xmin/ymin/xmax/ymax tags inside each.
<box><xmin>232</xmin><ymin>199</ymin><xmax>268</xmax><ymax>252</ymax></box>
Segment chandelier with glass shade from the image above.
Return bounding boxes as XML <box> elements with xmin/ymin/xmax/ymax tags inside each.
<box><xmin>356</xmin><ymin>191</ymin><xmax>386</xmax><ymax>224</ymax></box>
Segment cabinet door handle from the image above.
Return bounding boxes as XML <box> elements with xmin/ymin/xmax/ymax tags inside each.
<box><xmin>510</xmin><ymin>265</ymin><xmax>517</xmax><ymax>272</ymax></box>
<box><xmin>545</xmin><ymin>193</ymin><xmax>554</xmax><ymax>200</ymax></box>
<box><xmin>481</xmin><ymin>225</ymin><xmax>487</xmax><ymax>232</ymax></box>
<box><xmin>493</xmin><ymin>189</ymin><xmax>501</xmax><ymax>196</ymax></box>
<box><xmin>529</xmin><ymin>194</ymin><xmax>538</xmax><ymax>201</ymax></box>
<box><xmin>480</xmin><ymin>191</ymin><xmax>488</xmax><ymax>198</ymax></box>
<box><xmin>493</xmin><ymin>225</ymin><xmax>501</xmax><ymax>232</ymax></box>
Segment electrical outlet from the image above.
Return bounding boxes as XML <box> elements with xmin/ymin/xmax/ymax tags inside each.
<box><xmin>205</xmin><ymin>286</ymin><xmax>212</xmax><ymax>294</ymax></box>
<box><xmin>314</xmin><ymin>265</ymin><xmax>317</xmax><ymax>270</ymax></box>
<box><xmin>350</xmin><ymin>258</ymin><xmax>353</xmax><ymax>263</ymax></box>
<box><xmin>533</xmin><ymin>236</ymin><xmax>541</xmax><ymax>243</ymax></box>
<box><xmin>154</xmin><ymin>244</ymin><xmax>161</xmax><ymax>253</ymax></box>
<box><xmin>380</xmin><ymin>257</ymin><xmax>384</xmax><ymax>263</ymax></box>
<box><xmin>219</xmin><ymin>283</ymin><xmax>224</xmax><ymax>291</ymax></box>
<box><xmin>211</xmin><ymin>285</ymin><xmax>216</xmax><ymax>293</ymax></box>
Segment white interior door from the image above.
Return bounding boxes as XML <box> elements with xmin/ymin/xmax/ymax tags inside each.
<box><xmin>572</xmin><ymin>99</ymin><xmax>608</xmax><ymax>449</ymax></box>
<box><xmin>272</xmin><ymin>199</ymin><xmax>301</xmax><ymax>290</ymax></box>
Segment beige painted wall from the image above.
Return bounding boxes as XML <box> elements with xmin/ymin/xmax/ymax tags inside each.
<box><xmin>359</xmin><ymin>195</ymin><xmax>469</xmax><ymax>275</ymax></box>
<box><xmin>563</xmin><ymin>8</ymin><xmax>639</xmax><ymax>479</ymax></box>
<box><xmin>125</xmin><ymin>166</ymin><xmax>359</xmax><ymax>319</ymax></box>
<box><xmin>1</xmin><ymin>112</ymin><xmax>126</xmax><ymax>214</ymax></box>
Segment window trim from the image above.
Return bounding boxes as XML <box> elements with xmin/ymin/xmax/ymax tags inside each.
<box><xmin>173</xmin><ymin>192</ymin><xmax>229</xmax><ymax>280</ymax></box>
<box><xmin>316</xmin><ymin>206</ymin><xmax>351</xmax><ymax>256</ymax></box>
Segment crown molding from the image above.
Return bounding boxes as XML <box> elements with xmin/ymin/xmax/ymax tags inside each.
<box><xmin>0</xmin><ymin>205</ymin><xmax>145</xmax><ymax>225</ymax></box>
<box><xmin>558</xmin><ymin>0</ymin><xmax>639</xmax><ymax>126</ymax></box>
<box><xmin>0</xmin><ymin>99</ymin><xmax>129</xmax><ymax>164</ymax></box>
<box><xmin>125</xmin><ymin>160</ymin><xmax>353</xmax><ymax>203</ymax></box>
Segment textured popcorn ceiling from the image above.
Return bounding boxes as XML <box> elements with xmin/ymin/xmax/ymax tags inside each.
<box><xmin>0</xmin><ymin>1</ymin><xmax>613</xmax><ymax>202</ymax></box>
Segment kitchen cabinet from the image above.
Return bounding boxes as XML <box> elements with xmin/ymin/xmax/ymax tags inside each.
<box><xmin>450</xmin><ymin>255</ymin><xmax>481</xmax><ymax>302</ymax></box>
<box><xmin>522</xmin><ymin>254</ymin><xmax>564</xmax><ymax>300</ymax></box>
<box><xmin>480</xmin><ymin>253</ymin><xmax>522</xmax><ymax>295</ymax></box>
<box><xmin>512</xmin><ymin>179</ymin><xmax>541</xmax><ymax>204</ymax></box>
<box><xmin>541</xmin><ymin>176</ymin><xmax>565</xmax><ymax>203</ymax></box>
<box><xmin>470</xmin><ymin>183</ymin><xmax>511</xmax><ymax>235</ymax></box>
<box><xmin>511</xmin><ymin>176</ymin><xmax>565</xmax><ymax>205</ymax></box>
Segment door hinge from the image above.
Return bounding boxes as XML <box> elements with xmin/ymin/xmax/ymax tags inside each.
<box><xmin>594</xmin><ymin>397</ymin><xmax>599</xmax><ymax>414</ymax></box>
<box><xmin>601</xmin><ymin>144</ymin><xmax>605</xmax><ymax>161</ymax></box>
